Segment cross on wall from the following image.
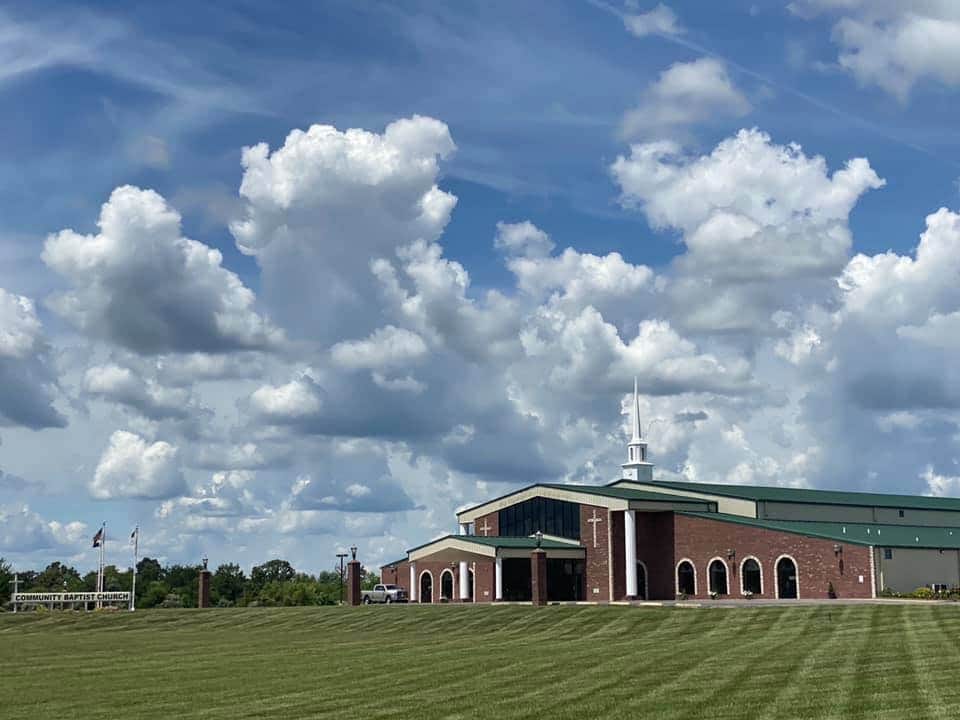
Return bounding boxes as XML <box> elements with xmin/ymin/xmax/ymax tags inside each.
<box><xmin>586</xmin><ymin>509</ymin><xmax>604</xmax><ymax>548</ymax></box>
<box><xmin>479</xmin><ymin>519</ymin><xmax>492</xmax><ymax>536</ymax></box>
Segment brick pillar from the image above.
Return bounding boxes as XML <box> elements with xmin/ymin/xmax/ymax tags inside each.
<box><xmin>531</xmin><ymin>549</ymin><xmax>548</xmax><ymax>606</ymax></box>
<box><xmin>347</xmin><ymin>561</ymin><xmax>362</xmax><ymax>606</ymax></box>
<box><xmin>198</xmin><ymin>570</ymin><xmax>211</xmax><ymax>608</ymax></box>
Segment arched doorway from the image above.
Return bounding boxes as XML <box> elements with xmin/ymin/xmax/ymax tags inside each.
<box><xmin>467</xmin><ymin>569</ymin><xmax>475</xmax><ymax>601</ymax></box>
<box><xmin>677</xmin><ymin>560</ymin><xmax>696</xmax><ymax>596</ymax></box>
<box><xmin>419</xmin><ymin>571</ymin><xmax>433</xmax><ymax>604</ymax></box>
<box><xmin>636</xmin><ymin>562</ymin><xmax>647</xmax><ymax>600</ymax></box>
<box><xmin>708</xmin><ymin>559</ymin><xmax>728</xmax><ymax>595</ymax></box>
<box><xmin>440</xmin><ymin>569</ymin><xmax>455</xmax><ymax>602</ymax></box>
<box><xmin>776</xmin><ymin>556</ymin><xmax>798</xmax><ymax>599</ymax></box>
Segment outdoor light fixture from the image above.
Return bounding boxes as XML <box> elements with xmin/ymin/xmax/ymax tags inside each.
<box><xmin>727</xmin><ymin>548</ymin><xmax>735</xmax><ymax>560</ymax></box>
<box><xmin>202</xmin><ymin>556</ymin><xmax>208</xmax><ymax>570</ymax></box>
<box><xmin>535</xmin><ymin>530</ymin><xmax>543</xmax><ymax>548</ymax></box>
<box><xmin>833</xmin><ymin>544</ymin><xmax>843</xmax><ymax>556</ymax></box>
<box><xmin>350</xmin><ymin>545</ymin><xmax>358</xmax><ymax>561</ymax></box>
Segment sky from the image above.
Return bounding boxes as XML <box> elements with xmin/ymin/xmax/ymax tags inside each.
<box><xmin>3</xmin><ymin>0</ymin><xmax>960</xmax><ymax>575</ymax></box>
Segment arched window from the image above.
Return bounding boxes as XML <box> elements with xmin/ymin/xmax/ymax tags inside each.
<box><xmin>677</xmin><ymin>560</ymin><xmax>696</xmax><ymax>596</ymax></box>
<box><xmin>776</xmin><ymin>556</ymin><xmax>798</xmax><ymax>599</ymax></box>
<box><xmin>741</xmin><ymin>558</ymin><xmax>762</xmax><ymax>595</ymax></box>
<box><xmin>419</xmin><ymin>571</ymin><xmax>433</xmax><ymax>604</ymax></box>
<box><xmin>440</xmin><ymin>569</ymin><xmax>455</xmax><ymax>602</ymax></box>
<box><xmin>708</xmin><ymin>559</ymin><xmax>728</xmax><ymax>595</ymax></box>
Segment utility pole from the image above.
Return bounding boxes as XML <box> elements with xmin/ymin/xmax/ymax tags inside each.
<box><xmin>336</xmin><ymin>553</ymin><xmax>348</xmax><ymax>605</ymax></box>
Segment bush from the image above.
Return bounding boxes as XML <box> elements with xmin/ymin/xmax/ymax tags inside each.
<box><xmin>161</xmin><ymin>593</ymin><xmax>184</xmax><ymax>608</ymax></box>
<box><xmin>911</xmin><ymin>587</ymin><xmax>934</xmax><ymax>600</ymax></box>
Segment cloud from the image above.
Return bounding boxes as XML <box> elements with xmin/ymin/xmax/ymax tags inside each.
<box><xmin>791</xmin><ymin>1</ymin><xmax>960</xmax><ymax>100</ymax></box>
<box><xmin>0</xmin><ymin>504</ymin><xmax>84</xmax><ymax>553</ymax></box>
<box><xmin>494</xmin><ymin>221</ymin><xmax>555</xmax><ymax>258</ymax></box>
<box><xmin>250</xmin><ymin>375</ymin><xmax>323</xmax><ymax>420</ymax></box>
<box><xmin>0</xmin><ymin>288</ymin><xmax>66</xmax><ymax>429</ymax></box>
<box><xmin>83</xmin><ymin>363</ymin><xmax>200</xmax><ymax>420</ymax></box>
<box><xmin>612</xmin><ymin>128</ymin><xmax>884</xmax><ymax>334</ymax></box>
<box><xmin>621</xmin><ymin>58</ymin><xmax>751</xmax><ymax>140</ymax></box>
<box><xmin>90</xmin><ymin>430</ymin><xmax>186</xmax><ymax>500</ymax></box>
<box><xmin>230</xmin><ymin>116</ymin><xmax>457</xmax><ymax>343</ymax></box>
<box><xmin>623</xmin><ymin>4</ymin><xmax>684</xmax><ymax>37</ymax></box>
<box><xmin>43</xmin><ymin>185</ymin><xmax>283</xmax><ymax>355</ymax></box>
<box><xmin>331</xmin><ymin>326</ymin><xmax>428</xmax><ymax>371</ymax></box>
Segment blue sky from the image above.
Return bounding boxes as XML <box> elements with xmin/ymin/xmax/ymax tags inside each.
<box><xmin>3</xmin><ymin>0</ymin><xmax>960</xmax><ymax>574</ymax></box>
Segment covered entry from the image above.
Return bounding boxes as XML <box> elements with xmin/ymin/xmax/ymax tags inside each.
<box><xmin>419</xmin><ymin>572</ymin><xmax>433</xmax><ymax>603</ymax></box>
<box><xmin>776</xmin><ymin>556</ymin><xmax>798</xmax><ymax>599</ymax></box>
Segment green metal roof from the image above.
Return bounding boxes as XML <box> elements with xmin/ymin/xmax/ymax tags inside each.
<box><xmin>406</xmin><ymin>534</ymin><xmax>583</xmax><ymax>554</ymax></box>
<box><xmin>680</xmin><ymin>511</ymin><xmax>960</xmax><ymax>549</ymax></box>
<box><xmin>380</xmin><ymin>558</ymin><xmax>408</xmax><ymax>568</ymax></box>
<box><xmin>648</xmin><ymin>480</ymin><xmax>960</xmax><ymax>512</ymax></box>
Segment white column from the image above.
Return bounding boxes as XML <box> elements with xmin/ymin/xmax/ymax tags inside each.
<box><xmin>459</xmin><ymin>561</ymin><xmax>469</xmax><ymax>601</ymax></box>
<box><xmin>625</xmin><ymin>510</ymin><xmax>638</xmax><ymax>598</ymax></box>
<box><xmin>409</xmin><ymin>562</ymin><xmax>417</xmax><ymax>602</ymax></box>
<box><xmin>459</xmin><ymin>523</ymin><xmax>468</xmax><ymax>536</ymax></box>
<box><xmin>495</xmin><ymin>555</ymin><xmax>503</xmax><ymax>601</ymax></box>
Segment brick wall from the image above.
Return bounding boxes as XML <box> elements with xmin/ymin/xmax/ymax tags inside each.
<box><xmin>580</xmin><ymin>504</ymin><xmax>611</xmax><ymax>602</ymax></box>
<box><xmin>475</xmin><ymin>512</ymin><xmax>499</xmax><ymax>537</ymax></box>
<box><xmin>673</xmin><ymin>514</ymin><xmax>873</xmax><ymax>600</ymax></box>
<box><xmin>636</xmin><ymin>512</ymin><xmax>675</xmax><ymax>601</ymax></box>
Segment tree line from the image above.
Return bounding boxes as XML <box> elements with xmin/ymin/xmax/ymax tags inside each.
<box><xmin>0</xmin><ymin>556</ymin><xmax>379</xmax><ymax>609</ymax></box>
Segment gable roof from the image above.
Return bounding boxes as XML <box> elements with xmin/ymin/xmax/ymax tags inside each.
<box><xmin>456</xmin><ymin>482</ymin><xmax>714</xmax><ymax>522</ymax></box>
<box><xmin>649</xmin><ymin>480</ymin><xmax>960</xmax><ymax>512</ymax></box>
<box><xmin>681</xmin><ymin>511</ymin><xmax>960</xmax><ymax>549</ymax></box>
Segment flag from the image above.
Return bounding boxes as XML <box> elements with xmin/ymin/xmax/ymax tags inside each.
<box><xmin>92</xmin><ymin>527</ymin><xmax>104</xmax><ymax>548</ymax></box>
<box><xmin>130</xmin><ymin>527</ymin><xmax>138</xmax><ymax>545</ymax></box>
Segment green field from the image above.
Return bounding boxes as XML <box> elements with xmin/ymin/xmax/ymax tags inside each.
<box><xmin>2</xmin><ymin>604</ymin><xmax>960</xmax><ymax>719</ymax></box>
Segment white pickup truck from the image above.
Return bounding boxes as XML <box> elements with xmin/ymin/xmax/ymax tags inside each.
<box><xmin>361</xmin><ymin>584</ymin><xmax>408</xmax><ymax>604</ymax></box>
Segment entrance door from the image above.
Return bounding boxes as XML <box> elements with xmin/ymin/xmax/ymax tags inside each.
<box><xmin>502</xmin><ymin>558</ymin><xmax>532</xmax><ymax>601</ymax></box>
<box><xmin>420</xmin><ymin>572</ymin><xmax>433</xmax><ymax>603</ymax></box>
<box><xmin>777</xmin><ymin>557</ymin><xmax>798</xmax><ymax>599</ymax></box>
<box><xmin>440</xmin><ymin>570</ymin><xmax>454</xmax><ymax>602</ymax></box>
<box><xmin>637</xmin><ymin>563</ymin><xmax>647</xmax><ymax>600</ymax></box>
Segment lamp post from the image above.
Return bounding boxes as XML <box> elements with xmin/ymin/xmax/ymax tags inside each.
<box><xmin>336</xmin><ymin>553</ymin><xmax>348</xmax><ymax>605</ymax></box>
<box><xmin>535</xmin><ymin>530</ymin><xmax>543</xmax><ymax>548</ymax></box>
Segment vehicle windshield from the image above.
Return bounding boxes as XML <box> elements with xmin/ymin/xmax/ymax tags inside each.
<box><xmin>383</xmin><ymin>585</ymin><xmax>399</xmax><ymax>590</ymax></box>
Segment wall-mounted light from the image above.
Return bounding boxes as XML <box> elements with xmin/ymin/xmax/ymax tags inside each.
<box><xmin>350</xmin><ymin>545</ymin><xmax>358</xmax><ymax>561</ymax></box>
<box><xmin>726</xmin><ymin>548</ymin><xmax>735</xmax><ymax>560</ymax></box>
<box><xmin>535</xmin><ymin>530</ymin><xmax>543</xmax><ymax>548</ymax></box>
<box><xmin>833</xmin><ymin>544</ymin><xmax>842</xmax><ymax>556</ymax></box>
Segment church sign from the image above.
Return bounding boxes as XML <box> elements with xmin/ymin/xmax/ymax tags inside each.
<box><xmin>13</xmin><ymin>592</ymin><xmax>131</xmax><ymax>603</ymax></box>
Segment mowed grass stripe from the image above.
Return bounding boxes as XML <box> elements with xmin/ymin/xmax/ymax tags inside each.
<box><xmin>4</xmin><ymin>606</ymin><xmax>960</xmax><ymax>719</ymax></box>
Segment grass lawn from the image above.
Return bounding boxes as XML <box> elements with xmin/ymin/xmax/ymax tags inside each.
<box><xmin>2</xmin><ymin>604</ymin><xmax>960</xmax><ymax>719</ymax></box>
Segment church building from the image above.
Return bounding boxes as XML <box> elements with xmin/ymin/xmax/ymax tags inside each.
<box><xmin>381</xmin><ymin>382</ymin><xmax>960</xmax><ymax>603</ymax></box>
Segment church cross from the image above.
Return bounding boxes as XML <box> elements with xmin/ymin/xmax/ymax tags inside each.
<box><xmin>479</xmin><ymin>519</ymin><xmax>492</xmax><ymax>537</ymax></box>
<box><xmin>587</xmin><ymin>509</ymin><xmax>604</xmax><ymax>548</ymax></box>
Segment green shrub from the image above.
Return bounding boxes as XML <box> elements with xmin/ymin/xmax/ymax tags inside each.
<box><xmin>911</xmin><ymin>587</ymin><xmax>934</xmax><ymax>599</ymax></box>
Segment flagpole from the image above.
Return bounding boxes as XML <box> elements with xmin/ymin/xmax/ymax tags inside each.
<box><xmin>130</xmin><ymin>526</ymin><xmax>138</xmax><ymax>612</ymax></box>
<box><xmin>98</xmin><ymin>522</ymin><xmax>105</xmax><ymax>609</ymax></box>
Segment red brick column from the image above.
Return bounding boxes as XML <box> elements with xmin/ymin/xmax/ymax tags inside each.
<box><xmin>531</xmin><ymin>549</ymin><xmax>548</xmax><ymax>606</ymax></box>
<box><xmin>198</xmin><ymin>570</ymin><xmax>211</xmax><ymax>608</ymax></box>
<box><xmin>347</xmin><ymin>561</ymin><xmax>362</xmax><ymax>606</ymax></box>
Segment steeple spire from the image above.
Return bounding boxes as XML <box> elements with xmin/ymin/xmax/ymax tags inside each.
<box><xmin>631</xmin><ymin>376</ymin><xmax>642</xmax><ymax>444</ymax></box>
<box><xmin>622</xmin><ymin>377</ymin><xmax>653</xmax><ymax>483</ymax></box>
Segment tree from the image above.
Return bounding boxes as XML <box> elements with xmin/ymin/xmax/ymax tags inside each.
<box><xmin>250</xmin><ymin>559</ymin><xmax>296</xmax><ymax>594</ymax></box>
<box><xmin>33</xmin><ymin>562</ymin><xmax>84</xmax><ymax>592</ymax></box>
<box><xmin>164</xmin><ymin>564</ymin><xmax>200</xmax><ymax>608</ymax></box>
<box><xmin>211</xmin><ymin>563</ymin><xmax>247</xmax><ymax>606</ymax></box>
<box><xmin>137</xmin><ymin>557</ymin><xmax>162</xmax><ymax>585</ymax></box>
<box><xmin>0</xmin><ymin>557</ymin><xmax>12</xmax><ymax>606</ymax></box>
<box><xmin>140</xmin><ymin>580</ymin><xmax>171</xmax><ymax>609</ymax></box>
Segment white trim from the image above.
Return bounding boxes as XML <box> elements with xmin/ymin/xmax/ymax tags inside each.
<box><xmin>625</xmin><ymin>510</ymin><xmax>638</xmax><ymax>598</ymax></box>
<box><xmin>868</xmin><ymin>546</ymin><xmax>877</xmax><ymax>599</ymax></box>
<box><xmin>439</xmin><ymin>568</ymin><xmax>455</xmax><ymax>602</ymax></box>
<box><xmin>675</xmin><ymin>558</ymin><xmax>697</xmax><ymax>596</ymax></box>
<box><xmin>707</xmin><ymin>557</ymin><xmax>730</xmax><ymax>595</ymax></box>
<box><xmin>774</xmin><ymin>554</ymin><xmax>800</xmax><ymax>599</ymax></box>
<box><xmin>606</xmin><ymin>509</ymin><xmax>614</xmax><ymax>602</ymax></box>
<box><xmin>409</xmin><ymin>537</ymin><xmax>496</xmax><ymax>562</ymax></box>
<box><xmin>418</xmin><ymin>570</ymin><xmax>434</xmax><ymax>604</ymax></box>
<box><xmin>739</xmin><ymin>556</ymin><xmax>764</xmax><ymax>596</ymax></box>
<box><xmin>608</xmin><ymin>481</ymin><xmax>758</xmax><ymax>518</ymax></box>
<box><xmin>636</xmin><ymin>560</ymin><xmax>649</xmax><ymax>600</ymax></box>
<box><xmin>458</xmin><ymin>486</ymin><xmax>630</xmax><ymax>522</ymax></box>
<box><xmin>495</xmin><ymin>555</ymin><xmax>503</xmax><ymax>601</ymax></box>
<box><xmin>409</xmin><ymin>562</ymin><xmax>417</xmax><ymax>602</ymax></box>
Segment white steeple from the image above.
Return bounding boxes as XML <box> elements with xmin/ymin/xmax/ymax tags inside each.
<box><xmin>622</xmin><ymin>377</ymin><xmax>653</xmax><ymax>483</ymax></box>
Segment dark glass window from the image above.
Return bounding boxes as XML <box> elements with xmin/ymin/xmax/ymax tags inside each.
<box><xmin>883</xmin><ymin>548</ymin><xmax>893</xmax><ymax>560</ymax></box>
<box><xmin>898</xmin><ymin>510</ymin><xmax>905</xmax><ymax>518</ymax></box>
<box><xmin>742</xmin><ymin>558</ymin><xmax>761</xmax><ymax>594</ymax></box>
<box><xmin>709</xmin><ymin>560</ymin><xmax>728</xmax><ymax>595</ymax></box>
<box><xmin>677</xmin><ymin>561</ymin><xmax>695</xmax><ymax>595</ymax></box>
<box><xmin>498</xmin><ymin>496</ymin><xmax>581</xmax><ymax>540</ymax></box>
